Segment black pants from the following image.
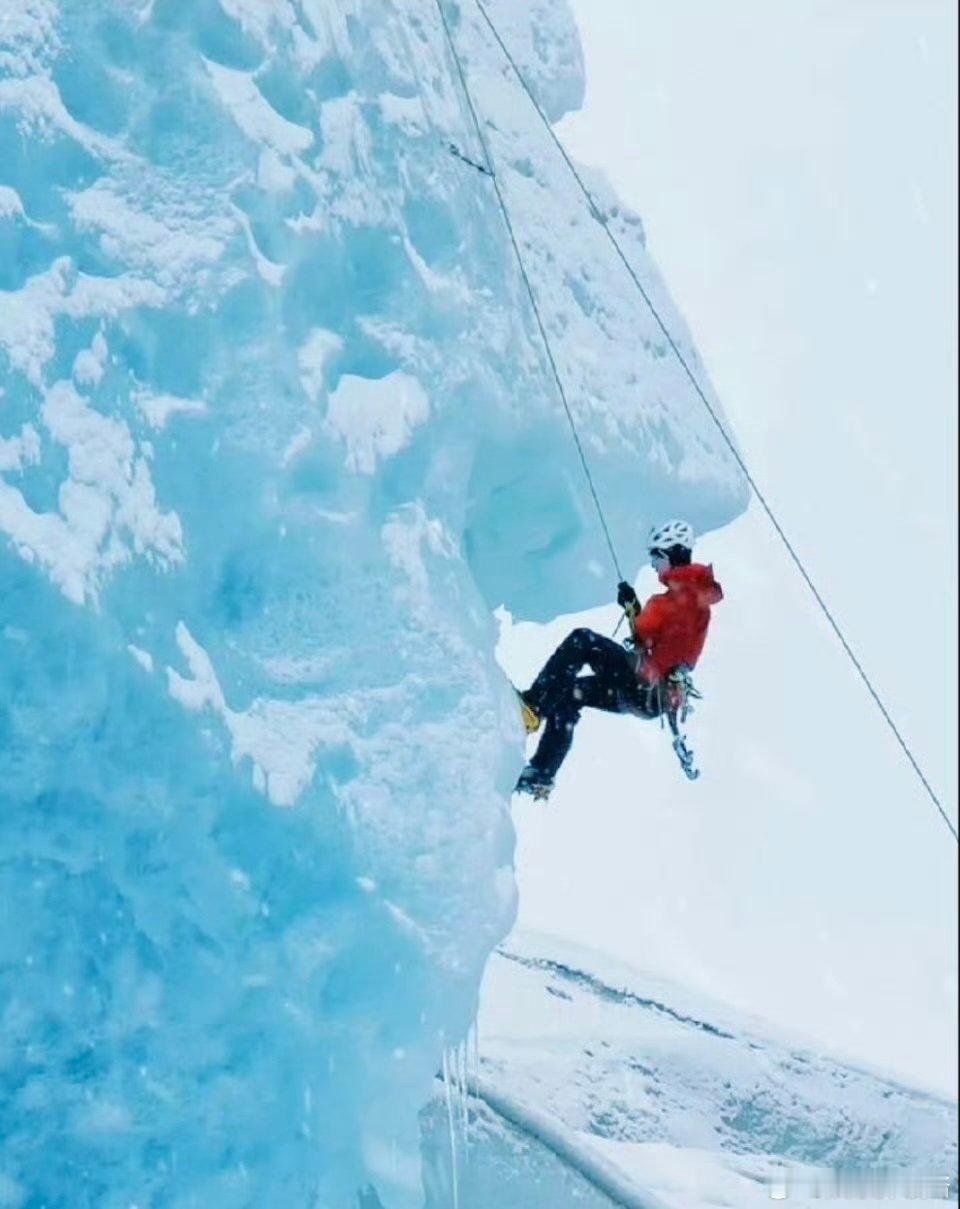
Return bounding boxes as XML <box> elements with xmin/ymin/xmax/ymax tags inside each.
<box><xmin>525</xmin><ymin>628</ymin><xmax>661</xmax><ymax>780</ymax></box>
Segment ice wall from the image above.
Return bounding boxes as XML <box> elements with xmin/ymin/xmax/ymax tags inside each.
<box><xmin>0</xmin><ymin>0</ymin><xmax>746</xmax><ymax>1204</ymax></box>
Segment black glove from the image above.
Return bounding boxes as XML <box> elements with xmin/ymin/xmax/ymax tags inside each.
<box><xmin>617</xmin><ymin>580</ymin><xmax>638</xmax><ymax>609</ymax></box>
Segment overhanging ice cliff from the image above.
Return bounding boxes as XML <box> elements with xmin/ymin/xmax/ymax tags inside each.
<box><xmin>0</xmin><ymin>0</ymin><xmax>746</xmax><ymax>1203</ymax></box>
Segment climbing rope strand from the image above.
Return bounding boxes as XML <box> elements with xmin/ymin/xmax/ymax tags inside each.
<box><xmin>432</xmin><ymin>0</ymin><xmax>624</xmax><ymax>584</ymax></box>
<box><xmin>472</xmin><ymin>0</ymin><xmax>956</xmax><ymax>844</ymax></box>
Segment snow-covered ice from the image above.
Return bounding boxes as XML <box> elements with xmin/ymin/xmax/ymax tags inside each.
<box><xmin>0</xmin><ymin>0</ymin><xmax>745</xmax><ymax>1204</ymax></box>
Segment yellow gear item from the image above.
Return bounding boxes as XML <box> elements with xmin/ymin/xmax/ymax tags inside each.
<box><xmin>516</xmin><ymin>689</ymin><xmax>541</xmax><ymax>735</ymax></box>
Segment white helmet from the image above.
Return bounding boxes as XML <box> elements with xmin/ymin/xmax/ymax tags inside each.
<box><xmin>648</xmin><ymin>519</ymin><xmax>694</xmax><ymax>552</ymax></box>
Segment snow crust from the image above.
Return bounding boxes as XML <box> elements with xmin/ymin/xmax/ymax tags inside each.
<box><xmin>0</xmin><ymin>0</ymin><xmax>745</xmax><ymax>1203</ymax></box>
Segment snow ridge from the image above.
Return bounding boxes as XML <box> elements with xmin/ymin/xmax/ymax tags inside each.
<box><xmin>498</xmin><ymin>948</ymin><xmax>735</xmax><ymax>1040</ymax></box>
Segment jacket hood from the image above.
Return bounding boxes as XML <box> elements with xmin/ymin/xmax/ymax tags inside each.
<box><xmin>660</xmin><ymin>562</ymin><xmax>723</xmax><ymax>605</ymax></box>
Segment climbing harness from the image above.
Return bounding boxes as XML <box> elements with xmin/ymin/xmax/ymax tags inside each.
<box><xmin>436</xmin><ymin>0</ymin><xmax>956</xmax><ymax>842</ymax></box>
<box><xmin>664</xmin><ymin>665</ymin><xmax>702</xmax><ymax>722</ymax></box>
<box><xmin>621</xmin><ymin>627</ymin><xmax>701</xmax><ymax>780</ymax></box>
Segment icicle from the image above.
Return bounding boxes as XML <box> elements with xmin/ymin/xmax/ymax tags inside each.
<box><xmin>441</xmin><ymin>1048</ymin><xmax>460</xmax><ymax>1209</ymax></box>
<box><xmin>456</xmin><ymin>1041</ymin><xmax>468</xmax><ymax>1144</ymax></box>
<box><xmin>452</xmin><ymin>1044</ymin><xmax>461</xmax><ymax>1136</ymax></box>
<box><xmin>462</xmin><ymin>1041</ymin><xmax>470</xmax><ymax>1136</ymax></box>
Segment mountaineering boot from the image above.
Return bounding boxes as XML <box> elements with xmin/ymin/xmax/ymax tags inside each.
<box><xmin>514</xmin><ymin>763</ymin><xmax>554</xmax><ymax>802</ymax></box>
<box><xmin>516</xmin><ymin>688</ymin><xmax>541</xmax><ymax>735</ymax></box>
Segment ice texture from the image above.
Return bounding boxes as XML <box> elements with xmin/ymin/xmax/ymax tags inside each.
<box><xmin>0</xmin><ymin>0</ymin><xmax>746</xmax><ymax>1204</ymax></box>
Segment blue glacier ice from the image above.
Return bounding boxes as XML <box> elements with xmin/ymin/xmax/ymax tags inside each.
<box><xmin>0</xmin><ymin>0</ymin><xmax>746</xmax><ymax>1204</ymax></box>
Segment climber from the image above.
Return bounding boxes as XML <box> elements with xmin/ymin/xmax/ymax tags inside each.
<box><xmin>514</xmin><ymin>520</ymin><xmax>723</xmax><ymax>799</ymax></box>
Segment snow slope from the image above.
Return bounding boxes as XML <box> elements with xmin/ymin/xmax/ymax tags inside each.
<box><xmin>0</xmin><ymin>0</ymin><xmax>746</xmax><ymax>1204</ymax></box>
<box><xmin>421</xmin><ymin>932</ymin><xmax>957</xmax><ymax>1208</ymax></box>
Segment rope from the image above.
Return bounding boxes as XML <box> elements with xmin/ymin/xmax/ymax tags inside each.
<box><xmin>471</xmin><ymin>0</ymin><xmax>956</xmax><ymax>844</ymax></box>
<box><xmin>432</xmin><ymin>0</ymin><xmax>624</xmax><ymax>584</ymax></box>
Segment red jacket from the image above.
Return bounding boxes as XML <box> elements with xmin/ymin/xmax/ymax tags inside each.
<box><xmin>632</xmin><ymin>563</ymin><xmax>723</xmax><ymax>684</ymax></box>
